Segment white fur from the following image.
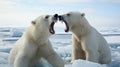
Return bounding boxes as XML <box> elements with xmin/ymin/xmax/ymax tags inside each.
<box><xmin>9</xmin><ymin>15</ymin><xmax>65</xmax><ymax>67</ymax></box>
<box><xmin>62</xmin><ymin>12</ymin><xmax>111</xmax><ymax>64</ymax></box>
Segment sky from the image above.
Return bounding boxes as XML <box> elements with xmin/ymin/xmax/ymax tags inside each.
<box><xmin>0</xmin><ymin>0</ymin><xmax>120</xmax><ymax>27</ymax></box>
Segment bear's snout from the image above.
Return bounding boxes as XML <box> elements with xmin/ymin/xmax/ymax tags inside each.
<box><xmin>58</xmin><ymin>15</ymin><xmax>63</xmax><ymax>21</ymax></box>
<box><xmin>53</xmin><ymin>14</ymin><xmax>58</xmax><ymax>21</ymax></box>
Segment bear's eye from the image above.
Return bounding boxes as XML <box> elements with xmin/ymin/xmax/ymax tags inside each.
<box><xmin>66</xmin><ymin>13</ymin><xmax>71</xmax><ymax>16</ymax></box>
<box><xmin>45</xmin><ymin>15</ymin><xmax>49</xmax><ymax>19</ymax></box>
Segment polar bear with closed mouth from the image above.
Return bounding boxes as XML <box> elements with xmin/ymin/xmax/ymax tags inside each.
<box><xmin>58</xmin><ymin>12</ymin><xmax>111</xmax><ymax>64</ymax></box>
<box><xmin>9</xmin><ymin>14</ymin><xmax>65</xmax><ymax>67</ymax></box>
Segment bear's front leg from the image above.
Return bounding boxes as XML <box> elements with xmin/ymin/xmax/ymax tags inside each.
<box><xmin>72</xmin><ymin>36</ymin><xmax>86</xmax><ymax>61</ymax></box>
<box><xmin>14</xmin><ymin>43</ymin><xmax>38</xmax><ymax>67</ymax></box>
<box><xmin>85</xmin><ymin>49</ymin><xmax>99</xmax><ymax>63</ymax></box>
<box><xmin>81</xmin><ymin>34</ymin><xmax>100</xmax><ymax>63</ymax></box>
<box><xmin>82</xmin><ymin>42</ymin><xmax>99</xmax><ymax>63</ymax></box>
<box><xmin>40</xmin><ymin>40</ymin><xmax>65</xmax><ymax>67</ymax></box>
<box><xmin>14</xmin><ymin>54</ymin><xmax>30</xmax><ymax>67</ymax></box>
<box><xmin>46</xmin><ymin>52</ymin><xmax>65</xmax><ymax>67</ymax></box>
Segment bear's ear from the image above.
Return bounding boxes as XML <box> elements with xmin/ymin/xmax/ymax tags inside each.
<box><xmin>81</xmin><ymin>13</ymin><xmax>85</xmax><ymax>17</ymax></box>
<box><xmin>31</xmin><ymin>21</ymin><xmax>36</xmax><ymax>25</ymax></box>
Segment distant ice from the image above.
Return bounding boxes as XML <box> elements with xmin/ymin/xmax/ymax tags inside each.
<box><xmin>10</xmin><ymin>28</ymin><xmax>24</xmax><ymax>37</ymax></box>
<box><xmin>105</xmin><ymin>36</ymin><xmax>120</xmax><ymax>44</ymax></box>
<box><xmin>0</xmin><ymin>39</ymin><xmax>3</xmax><ymax>46</ymax></box>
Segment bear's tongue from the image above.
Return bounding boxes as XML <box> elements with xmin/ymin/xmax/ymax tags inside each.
<box><xmin>49</xmin><ymin>21</ymin><xmax>55</xmax><ymax>34</ymax></box>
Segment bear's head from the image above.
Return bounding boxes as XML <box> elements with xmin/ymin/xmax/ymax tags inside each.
<box><xmin>58</xmin><ymin>12</ymin><xmax>91</xmax><ymax>36</ymax></box>
<box><xmin>27</xmin><ymin>14</ymin><xmax>58</xmax><ymax>44</ymax></box>
<box><xmin>31</xmin><ymin>14</ymin><xmax>58</xmax><ymax>36</ymax></box>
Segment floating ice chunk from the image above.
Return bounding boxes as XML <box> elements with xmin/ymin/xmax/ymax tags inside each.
<box><xmin>65</xmin><ymin>64</ymin><xmax>72</xmax><ymax>67</ymax></box>
<box><xmin>0</xmin><ymin>46</ymin><xmax>12</xmax><ymax>53</ymax></box>
<box><xmin>10</xmin><ymin>28</ymin><xmax>24</xmax><ymax>37</ymax></box>
<box><xmin>72</xmin><ymin>60</ymin><xmax>107</xmax><ymax>67</ymax></box>
<box><xmin>0</xmin><ymin>52</ymin><xmax>9</xmax><ymax>60</ymax></box>
<box><xmin>0</xmin><ymin>52</ymin><xmax>9</xmax><ymax>64</ymax></box>
<box><xmin>0</xmin><ymin>39</ymin><xmax>3</xmax><ymax>46</ymax></box>
<box><xmin>0</xmin><ymin>64</ymin><xmax>13</xmax><ymax>67</ymax></box>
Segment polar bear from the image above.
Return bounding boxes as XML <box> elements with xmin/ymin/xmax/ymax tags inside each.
<box><xmin>8</xmin><ymin>14</ymin><xmax>65</xmax><ymax>67</ymax></box>
<box><xmin>58</xmin><ymin>12</ymin><xmax>111</xmax><ymax>64</ymax></box>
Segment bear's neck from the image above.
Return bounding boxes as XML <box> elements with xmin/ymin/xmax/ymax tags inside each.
<box><xmin>26</xmin><ymin>26</ymin><xmax>50</xmax><ymax>44</ymax></box>
<box><xmin>71</xmin><ymin>22</ymin><xmax>92</xmax><ymax>38</ymax></box>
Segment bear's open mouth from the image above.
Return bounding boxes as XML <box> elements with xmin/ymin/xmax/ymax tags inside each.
<box><xmin>59</xmin><ymin>16</ymin><xmax>69</xmax><ymax>32</ymax></box>
<box><xmin>49</xmin><ymin>14</ymin><xmax>58</xmax><ymax>34</ymax></box>
<box><xmin>61</xmin><ymin>20</ymin><xmax>69</xmax><ymax>32</ymax></box>
<box><xmin>49</xmin><ymin>14</ymin><xmax>69</xmax><ymax>34</ymax></box>
<box><xmin>49</xmin><ymin>21</ymin><xmax>55</xmax><ymax>34</ymax></box>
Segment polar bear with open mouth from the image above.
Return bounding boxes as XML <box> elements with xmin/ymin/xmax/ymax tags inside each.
<box><xmin>9</xmin><ymin>14</ymin><xmax>65</xmax><ymax>67</ymax></box>
<box><xmin>58</xmin><ymin>12</ymin><xmax>111</xmax><ymax>64</ymax></box>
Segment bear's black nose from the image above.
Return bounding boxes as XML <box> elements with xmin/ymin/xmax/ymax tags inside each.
<box><xmin>54</xmin><ymin>14</ymin><xmax>58</xmax><ymax>18</ymax></box>
<box><xmin>58</xmin><ymin>15</ymin><xmax>63</xmax><ymax>20</ymax></box>
<box><xmin>53</xmin><ymin>14</ymin><xmax>58</xmax><ymax>20</ymax></box>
